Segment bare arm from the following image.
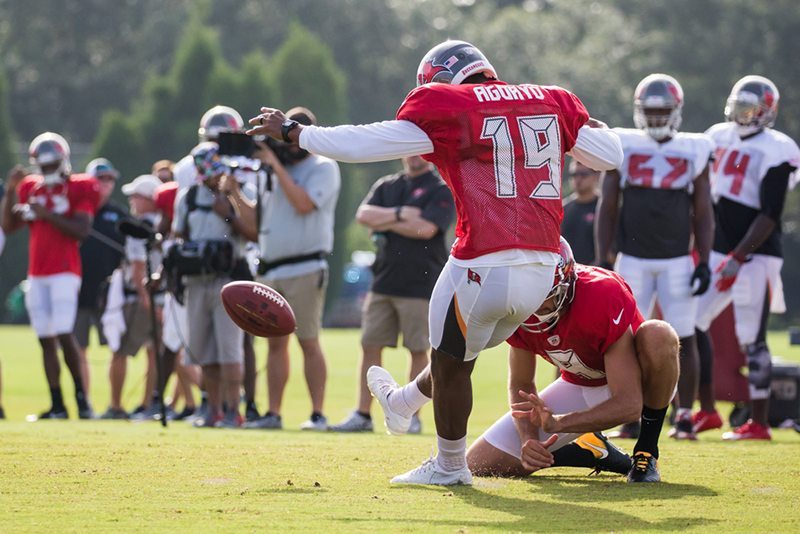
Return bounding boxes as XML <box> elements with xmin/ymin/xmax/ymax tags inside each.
<box><xmin>357</xmin><ymin>204</ymin><xmax>439</xmax><ymax>239</ymax></box>
<box><xmin>595</xmin><ymin>169</ymin><xmax>621</xmax><ymax>267</ymax></box>
<box><xmin>508</xmin><ymin>346</ymin><xmax>539</xmax><ymax>444</ymax></box>
<box><xmin>548</xmin><ymin>328</ymin><xmax>642</xmax><ymax>433</ymax></box>
<box><xmin>692</xmin><ymin>165</ymin><xmax>714</xmax><ymax>264</ymax></box>
<box><xmin>220</xmin><ymin>177</ymin><xmax>258</xmax><ymax>242</ymax></box>
<box><xmin>1</xmin><ymin>166</ymin><xmax>27</xmax><ymax>233</ymax></box>
<box><xmin>34</xmin><ymin>208</ymin><xmax>92</xmax><ymax>241</ymax></box>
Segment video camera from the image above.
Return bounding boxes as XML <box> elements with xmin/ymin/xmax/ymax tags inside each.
<box><xmin>217</xmin><ymin>131</ymin><xmax>293</xmax><ymax>165</ymax></box>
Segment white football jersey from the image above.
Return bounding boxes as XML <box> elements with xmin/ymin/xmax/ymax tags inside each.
<box><xmin>706</xmin><ymin>122</ymin><xmax>800</xmax><ymax>210</ymax></box>
<box><xmin>613</xmin><ymin>128</ymin><xmax>714</xmax><ymax>193</ymax></box>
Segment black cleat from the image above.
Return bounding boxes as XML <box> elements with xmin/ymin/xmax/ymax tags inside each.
<box><xmin>627</xmin><ymin>451</ymin><xmax>660</xmax><ymax>483</ymax></box>
<box><xmin>27</xmin><ymin>408</ymin><xmax>69</xmax><ymax>421</ymax></box>
<box><xmin>576</xmin><ymin>432</ymin><xmax>632</xmax><ymax>475</ymax></box>
<box><xmin>78</xmin><ymin>402</ymin><xmax>96</xmax><ymax>420</ymax></box>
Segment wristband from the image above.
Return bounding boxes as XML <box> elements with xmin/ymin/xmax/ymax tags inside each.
<box><xmin>395</xmin><ymin>206</ymin><xmax>403</xmax><ymax>222</ymax></box>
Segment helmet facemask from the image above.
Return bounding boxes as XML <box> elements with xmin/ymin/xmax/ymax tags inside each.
<box><xmin>633</xmin><ymin>74</ymin><xmax>684</xmax><ymax>141</ymax></box>
<box><xmin>724</xmin><ymin>77</ymin><xmax>779</xmax><ymax>138</ymax></box>
<box><xmin>29</xmin><ymin>132</ymin><xmax>72</xmax><ymax>185</ymax></box>
<box><xmin>521</xmin><ymin>238</ymin><xmax>577</xmax><ymax>334</ymax></box>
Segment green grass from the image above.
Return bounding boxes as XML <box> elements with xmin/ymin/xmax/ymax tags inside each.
<box><xmin>1</xmin><ymin>325</ymin><xmax>800</xmax><ymax>532</ymax></box>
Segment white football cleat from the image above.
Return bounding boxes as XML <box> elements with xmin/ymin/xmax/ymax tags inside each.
<box><xmin>390</xmin><ymin>457</ymin><xmax>473</xmax><ymax>486</ymax></box>
<box><xmin>367</xmin><ymin>366</ymin><xmax>411</xmax><ymax>435</ymax></box>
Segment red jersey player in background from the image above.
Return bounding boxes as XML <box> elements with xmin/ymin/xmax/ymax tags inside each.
<box><xmin>1</xmin><ymin>132</ymin><xmax>99</xmax><ymax>420</ymax></box>
<box><xmin>247</xmin><ymin>40</ymin><xmax>623</xmax><ymax>485</ymax></box>
<box><xmin>371</xmin><ymin>239</ymin><xmax>679</xmax><ymax>483</ymax></box>
<box><xmin>694</xmin><ymin>76</ymin><xmax>800</xmax><ymax>440</ymax></box>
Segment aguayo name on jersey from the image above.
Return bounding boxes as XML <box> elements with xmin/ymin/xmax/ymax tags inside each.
<box><xmin>473</xmin><ymin>84</ymin><xmax>548</xmax><ymax>103</ymax></box>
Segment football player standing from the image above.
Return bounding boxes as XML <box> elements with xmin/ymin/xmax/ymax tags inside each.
<box><xmin>596</xmin><ymin>74</ymin><xmax>715</xmax><ymax>440</ymax></box>
<box><xmin>694</xmin><ymin>76</ymin><xmax>800</xmax><ymax>440</ymax></box>
<box><xmin>1</xmin><ymin>133</ymin><xmax>100</xmax><ymax>420</ymax></box>
<box><xmin>248</xmin><ymin>40</ymin><xmax>623</xmax><ymax>485</ymax></box>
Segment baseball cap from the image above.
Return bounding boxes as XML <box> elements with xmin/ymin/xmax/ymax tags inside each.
<box><xmin>121</xmin><ymin>174</ymin><xmax>161</xmax><ymax>199</ymax></box>
<box><xmin>85</xmin><ymin>157</ymin><xmax>119</xmax><ymax>179</ymax></box>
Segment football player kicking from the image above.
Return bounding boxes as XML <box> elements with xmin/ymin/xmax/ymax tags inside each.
<box><xmin>596</xmin><ymin>74</ymin><xmax>715</xmax><ymax>440</ymax></box>
<box><xmin>247</xmin><ymin>40</ymin><xmax>622</xmax><ymax>485</ymax></box>
<box><xmin>694</xmin><ymin>76</ymin><xmax>800</xmax><ymax>440</ymax></box>
<box><xmin>369</xmin><ymin>239</ymin><xmax>679</xmax><ymax>483</ymax></box>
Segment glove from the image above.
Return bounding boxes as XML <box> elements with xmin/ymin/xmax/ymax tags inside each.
<box><xmin>690</xmin><ymin>262</ymin><xmax>711</xmax><ymax>296</ymax></box>
<box><xmin>715</xmin><ymin>253</ymin><xmax>745</xmax><ymax>292</ymax></box>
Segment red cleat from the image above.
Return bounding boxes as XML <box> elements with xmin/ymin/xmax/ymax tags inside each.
<box><xmin>722</xmin><ymin>420</ymin><xmax>772</xmax><ymax>441</ymax></box>
<box><xmin>692</xmin><ymin>410</ymin><xmax>723</xmax><ymax>434</ymax></box>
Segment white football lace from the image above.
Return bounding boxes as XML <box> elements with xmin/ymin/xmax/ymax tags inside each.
<box><xmin>252</xmin><ymin>286</ymin><xmax>284</xmax><ymax>307</ymax></box>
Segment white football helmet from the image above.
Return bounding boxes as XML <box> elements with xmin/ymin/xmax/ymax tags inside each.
<box><xmin>198</xmin><ymin>105</ymin><xmax>244</xmax><ymax>142</ymax></box>
<box><xmin>633</xmin><ymin>74</ymin><xmax>684</xmax><ymax>141</ymax></box>
<box><xmin>29</xmin><ymin>132</ymin><xmax>72</xmax><ymax>183</ymax></box>
<box><xmin>724</xmin><ymin>75</ymin><xmax>779</xmax><ymax>137</ymax></box>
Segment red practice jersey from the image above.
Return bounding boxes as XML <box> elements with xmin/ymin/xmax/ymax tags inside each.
<box><xmin>154</xmin><ymin>181</ymin><xmax>179</xmax><ymax>222</ymax></box>
<box><xmin>507</xmin><ymin>266</ymin><xmax>644</xmax><ymax>387</ymax></box>
<box><xmin>16</xmin><ymin>173</ymin><xmax>100</xmax><ymax>277</ymax></box>
<box><xmin>396</xmin><ymin>81</ymin><xmax>589</xmax><ymax>259</ymax></box>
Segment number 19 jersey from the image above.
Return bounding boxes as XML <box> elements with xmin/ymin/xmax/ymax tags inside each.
<box><xmin>396</xmin><ymin>81</ymin><xmax>589</xmax><ymax>259</ymax></box>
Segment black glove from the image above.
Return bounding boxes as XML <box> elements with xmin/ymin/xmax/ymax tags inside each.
<box><xmin>691</xmin><ymin>262</ymin><xmax>712</xmax><ymax>296</ymax></box>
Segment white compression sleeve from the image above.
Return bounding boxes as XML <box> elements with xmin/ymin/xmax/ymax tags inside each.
<box><xmin>568</xmin><ymin>125</ymin><xmax>624</xmax><ymax>171</ymax></box>
<box><xmin>298</xmin><ymin>120</ymin><xmax>434</xmax><ymax>163</ymax></box>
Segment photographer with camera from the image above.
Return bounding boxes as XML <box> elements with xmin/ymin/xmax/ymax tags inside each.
<box><xmin>242</xmin><ymin>107</ymin><xmax>341</xmax><ymax>431</ymax></box>
<box><xmin>170</xmin><ymin>142</ymin><xmax>254</xmax><ymax>428</ymax></box>
<box><xmin>100</xmin><ymin>174</ymin><xmax>163</xmax><ymax>419</ymax></box>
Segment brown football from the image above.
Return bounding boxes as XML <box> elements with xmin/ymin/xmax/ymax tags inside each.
<box><xmin>220</xmin><ymin>281</ymin><xmax>296</xmax><ymax>338</ymax></box>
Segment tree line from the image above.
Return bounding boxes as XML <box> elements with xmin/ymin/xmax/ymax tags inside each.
<box><xmin>1</xmin><ymin>0</ymin><xmax>798</xmax><ymax>323</ymax></box>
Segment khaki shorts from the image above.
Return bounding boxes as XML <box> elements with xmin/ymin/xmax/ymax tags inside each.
<box><xmin>261</xmin><ymin>269</ymin><xmax>327</xmax><ymax>340</ymax></box>
<box><xmin>360</xmin><ymin>292</ymin><xmax>430</xmax><ymax>353</ymax></box>
<box><xmin>184</xmin><ymin>276</ymin><xmax>244</xmax><ymax>366</ymax></box>
<box><xmin>117</xmin><ymin>300</ymin><xmax>154</xmax><ymax>357</ymax></box>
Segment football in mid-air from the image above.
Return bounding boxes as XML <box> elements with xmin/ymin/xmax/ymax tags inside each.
<box><xmin>220</xmin><ymin>281</ymin><xmax>296</xmax><ymax>338</ymax></box>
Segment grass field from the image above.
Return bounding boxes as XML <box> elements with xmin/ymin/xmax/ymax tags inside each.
<box><xmin>2</xmin><ymin>325</ymin><xmax>800</xmax><ymax>532</ymax></box>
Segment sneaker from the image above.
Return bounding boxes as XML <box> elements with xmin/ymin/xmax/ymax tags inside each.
<box><xmin>668</xmin><ymin>414</ymin><xmax>697</xmax><ymax>440</ymax></box>
<box><xmin>245</xmin><ymin>402</ymin><xmax>260</xmax><ymax>422</ymax></box>
<box><xmin>390</xmin><ymin>457</ymin><xmax>472</xmax><ymax>486</ymax></box>
<box><xmin>367</xmin><ymin>366</ymin><xmax>412</xmax><ymax>435</ymax></box>
<box><xmin>407</xmin><ymin>414</ymin><xmax>422</xmax><ymax>435</ymax></box>
<box><xmin>169</xmin><ymin>406</ymin><xmax>195</xmax><ymax>421</ymax></box>
<box><xmin>214</xmin><ymin>411</ymin><xmax>244</xmax><ymax>429</ymax></box>
<box><xmin>607</xmin><ymin>421</ymin><xmax>640</xmax><ymax>439</ymax></box>
<box><xmin>627</xmin><ymin>451</ymin><xmax>660</xmax><ymax>483</ymax></box>
<box><xmin>692</xmin><ymin>409</ymin><xmax>723</xmax><ymax>434</ymax></box>
<box><xmin>300</xmin><ymin>413</ymin><xmax>328</xmax><ymax>431</ymax></box>
<box><xmin>329</xmin><ymin>411</ymin><xmax>373</xmax><ymax>432</ymax></box>
<box><xmin>185</xmin><ymin>400</ymin><xmax>208</xmax><ymax>425</ymax></box>
<box><xmin>576</xmin><ymin>432</ymin><xmax>632</xmax><ymax>475</ymax></box>
<box><xmin>722</xmin><ymin>419</ymin><xmax>772</xmax><ymax>441</ymax></box>
<box><xmin>78</xmin><ymin>402</ymin><xmax>96</xmax><ymax>420</ymax></box>
<box><xmin>130</xmin><ymin>403</ymin><xmax>161</xmax><ymax>421</ymax></box>
<box><xmin>100</xmin><ymin>407</ymin><xmax>129</xmax><ymax>420</ymax></box>
<box><xmin>242</xmin><ymin>413</ymin><xmax>283</xmax><ymax>429</ymax></box>
<box><xmin>192</xmin><ymin>411</ymin><xmax>223</xmax><ymax>428</ymax></box>
<box><xmin>26</xmin><ymin>407</ymin><xmax>69</xmax><ymax>421</ymax></box>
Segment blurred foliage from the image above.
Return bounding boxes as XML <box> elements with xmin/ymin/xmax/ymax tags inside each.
<box><xmin>1</xmin><ymin>0</ymin><xmax>799</xmax><ymax>322</ymax></box>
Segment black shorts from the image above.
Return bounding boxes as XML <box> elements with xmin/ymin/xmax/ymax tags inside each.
<box><xmin>73</xmin><ymin>307</ymin><xmax>107</xmax><ymax>348</ymax></box>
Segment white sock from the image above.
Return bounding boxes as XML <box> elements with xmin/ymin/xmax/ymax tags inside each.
<box><xmin>676</xmin><ymin>408</ymin><xmax>691</xmax><ymax>421</ymax></box>
<box><xmin>435</xmin><ymin>435</ymin><xmax>467</xmax><ymax>472</ymax></box>
<box><xmin>390</xmin><ymin>379</ymin><xmax>431</xmax><ymax>418</ymax></box>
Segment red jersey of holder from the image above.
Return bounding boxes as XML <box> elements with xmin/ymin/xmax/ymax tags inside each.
<box><xmin>397</xmin><ymin>81</ymin><xmax>589</xmax><ymax>259</ymax></box>
<box><xmin>154</xmin><ymin>181</ymin><xmax>179</xmax><ymax>222</ymax></box>
<box><xmin>16</xmin><ymin>174</ymin><xmax>100</xmax><ymax>277</ymax></box>
<box><xmin>507</xmin><ymin>266</ymin><xmax>643</xmax><ymax>387</ymax></box>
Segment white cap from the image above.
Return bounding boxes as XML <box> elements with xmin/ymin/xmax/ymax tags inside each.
<box><xmin>121</xmin><ymin>174</ymin><xmax>161</xmax><ymax>199</ymax></box>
